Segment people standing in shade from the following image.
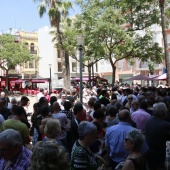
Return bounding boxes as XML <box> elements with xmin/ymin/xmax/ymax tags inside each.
<box><xmin>70</xmin><ymin>102</ymin><xmax>84</xmax><ymax>150</ymax></box>
<box><xmin>105</xmin><ymin>109</ymin><xmax>135</xmax><ymax>169</ymax></box>
<box><xmin>131</xmin><ymin>100</ymin><xmax>150</xmax><ymax>132</ymax></box>
<box><xmin>30</xmin><ymin>141</ymin><xmax>68</xmax><ymax>170</ymax></box>
<box><xmin>70</xmin><ymin>121</ymin><xmax>106</xmax><ymax>170</ymax></box>
<box><xmin>52</xmin><ymin>102</ymin><xmax>69</xmax><ymax>148</ymax></box>
<box><xmin>145</xmin><ymin>102</ymin><xmax>170</xmax><ymax>170</ymax></box>
<box><xmin>0</xmin><ymin>129</ymin><xmax>31</xmax><ymax>170</ymax></box>
<box><xmin>115</xmin><ymin>130</ymin><xmax>146</xmax><ymax>170</ymax></box>
<box><xmin>105</xmin><ymin>106</ymin><xmax>119</xmax><ymax>128</ymax></box>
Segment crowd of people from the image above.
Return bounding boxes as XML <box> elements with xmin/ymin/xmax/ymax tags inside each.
<box><xmin>0</xmin><ymin>84</ymin><xmax>170</xmax><ymax>170</ymax></box>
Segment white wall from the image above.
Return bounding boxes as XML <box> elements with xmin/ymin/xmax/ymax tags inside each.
<box><xmin>37</xmin><ymin>26</ymin><xmax>55</xmax><ymax>88</ymax></box>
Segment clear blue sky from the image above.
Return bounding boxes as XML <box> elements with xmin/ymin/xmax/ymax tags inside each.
<box><xmin>0</xmin><ymin>0</ymin><xmax>80</xmax><ymax>33</ymax></box>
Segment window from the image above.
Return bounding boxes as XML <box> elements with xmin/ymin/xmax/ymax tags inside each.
<box><xmin>72</xmin><ymin>62</ymin><xmax>76</xmax><ymax>72</ymax></box>
<box><xmin>25</xmin><ymin>42</ymin><xmax>29</xmax><ymax>49</ymax></box>
<box><xmin>29</xmin><ymin>60</ymin><xmax>34</xmax><ymax>68</ymax></box>
<box><xmin>30</xmin><ymin>43</ymin><xmax>34</xmax><ymax>53</ymax></box>
<box><xmin>118</xmin><ymin>60</ymin><xmax>123</xmax><ymax>69</ymax></box>
<box><xmin>57</xmin><ymin>49</ymin><xmax>60</xmax><ymax>58</ymax></box>
<box><xmin>58</xmin><ymin>62</ymin><xmax>62</xmax><ymax>72</ymax></box>
<box><xmin>25</xmin><ymin>61</ymin><xmax>28</xmax><ymax>68</ymax></box>
<box><xmin>140</xmin><ymin>61</ymin><xmax>148</xmax><ymax>68</ymax></box>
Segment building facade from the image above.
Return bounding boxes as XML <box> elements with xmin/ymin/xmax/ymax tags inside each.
<box><xmin>19</xmin><ymin>31</ymin><xmax>39</xmax><ymax>79</ymax></box>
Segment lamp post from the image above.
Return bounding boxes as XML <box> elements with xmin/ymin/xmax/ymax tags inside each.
<box><xmin>48</xmin><ymin>64</ymin><xmax>52</xmax><ymax>94</ymax></box>
<box><xmin>77</xmin><ymin>34</ymin><xmax>84</xmax><ymax>103</ymax></box>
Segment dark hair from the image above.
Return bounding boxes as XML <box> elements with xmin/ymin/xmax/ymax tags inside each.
<box><xmin>101</xmin><ymin>90</ymin><xmax>107</xmax><ymax>96</ymax></box>
<box><xmin>40</xmin><ymin>106</ymin><xmax>50</xmax><ymax>117</ymax></box>
<box><xmin>63</xmin><ymin>101</ymin><xmax>72</xmax><ymax>111</ymax></box>
<box><xmin>88</xmin><ymin>100</ymin><xmax>94</xmax><ymax>107</ymax></box>
<box><xmin>93</xmin><ymin>110</ymin><xmax>105</xmax><ymax>120</ymax></box>
<box><xmin>39</xmin><ymin>97</ymin><xmax>48</xmax><ymax>105</ymax></box>
<box><xmin>12</xmin><ymin>105</ymin><xmax>26</xmax><ymax>116</ymax></box>
<box><xmin>50</xmin><ymin>96</ymin><xmax>57</xmax><ymax>105</ymax></box>
<box><xmin>21</xmin><ymin>96</ymin><xmax>29</xmax><ymax>102</ymax></box>
<box><xmin>139</xmin><ymin>100</ymin><xmax>148</xmax><ymax>110</ymax></box>
<box><xmin>97</xmin><ymin>88</ymin><xmax>102</xmax><ymax>95</ymax></box>
<box><xmin>106</xmin><ymin>106</ymin><xmax>117</xmax><ymax>117</ymax></box>
<box><xmin>115</xmin><ymin>102</ymin><xmax>122</xmax><ymax>111</ymax></box>
<box><xmin>39</xmin><ymin>88</ymin><xmax>44</xmax><ymax>92</ymax></box>
<box><xmin>73</xmin><ymin>103</ymin><xmax>83</xmax><ymax>115</ymax></box>
<box><xmin>94</xmin><ymin>102</ymin><xmax>101</xmax><ymax>111</ymax></box>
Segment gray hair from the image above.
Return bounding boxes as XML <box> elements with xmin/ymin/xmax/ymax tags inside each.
<box><xmin>11</xmin><ymin>97</ymin><xmax>17</xmax><ymax>103</ymax></box>
<box><xmin>126</xmin><ymin>129</ymin><xmax>144</xmax><ymax>152</ymax></box>
<box><xmin>31</xmin><ymin>141</ymin><xmax>68</xmax><ymax>170</ymax></box>
<box><xmin>78</xmin><ymin>121</ymin><xmax>97</xmax><ymax>139</ymax></box>
<box><xmin>44</xmin><ymin>119</ymin><xmax>61</xmax><ymax>139</ymax></box>
<box><xmin>0</xmin><ymin>129</ymin><xmax>22</xmax><ymax>146</ymax></box>
<box><xmin>153</xmin><ymin>102</ymin><xmax>167</xmax><ymax>118</ymax></box>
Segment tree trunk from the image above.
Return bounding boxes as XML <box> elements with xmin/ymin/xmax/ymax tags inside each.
<box><xmin>56</xmin><ymin>27</ymin><xmax>71</xmax><ymax>89</ymax></box>
<box><xmin>88</xmin><ymin>65</ymin><xmax>92</xmax><ymax>87</ymax></box>
<box><xmin>109</xmin><ymin>54</ymin><xmax>116</xmax><ymax>85</ymax></box>
<box><xmin>112</xmin><ymin>65</ymin><xmax>116</xmax><ymax>85</ymax></box>
<box><xmin>160</xmin><ymin>2</ymin><xmax>170</xmax><ymax>85</ymax></box>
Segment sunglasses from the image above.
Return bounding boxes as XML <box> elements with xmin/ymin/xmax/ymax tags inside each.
<box><xmin>128</xmin><ymin>98</ymin><xmax>133</xmax><ymax>100</ymax></box>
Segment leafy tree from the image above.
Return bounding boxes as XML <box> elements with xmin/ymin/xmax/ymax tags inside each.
<box><xmin>33</xmin><ymin>0</ymin><xmax>73</xmax><ymax>89</ymax></box>
<box><xmin>73</xmin><ymin>0</ymin><xmax>164</xmax><ymax>84</ymax></box>
<box><xmin>0</xmin><ymin>34</ymin><xmax>34</xmax><ymax>90</ymax></box>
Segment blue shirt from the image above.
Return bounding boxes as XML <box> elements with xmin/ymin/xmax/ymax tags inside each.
<box><xmin>105</xmin><ymin>122</ymin><xmax>135</xmax><ymax>163</ymax></box>
<box><xmin>105</xmin><ymin>122</ymin><xmax>148</xmax><ymax>163</ymax></box>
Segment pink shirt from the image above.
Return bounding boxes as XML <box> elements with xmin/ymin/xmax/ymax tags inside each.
<box><xmin>131</xmin><ymin>109</ymin><xmax>151</xmax><ymax>132</ymax></box>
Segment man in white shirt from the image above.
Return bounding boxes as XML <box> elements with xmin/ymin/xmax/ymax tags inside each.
<box><xmin>36</xmin><ymin>88</ymin><xmax>44</xmax><ymax>102</ymax></box>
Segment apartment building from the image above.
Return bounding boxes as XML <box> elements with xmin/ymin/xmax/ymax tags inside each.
<box><xmin>19</xmin><ymin>31</ymin><xmax>39</xmax><ymax>78</ymax></box>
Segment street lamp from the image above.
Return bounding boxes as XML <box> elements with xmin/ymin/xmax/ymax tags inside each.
<box><xmin>77</xmin><ymin>34</ymin><xmax>85</xmax><ymax>103</ymax></box>
<box><xmin>48</xmin><ymin>64</ymin><xmax>52</xmax><ymax>94</ymax></box>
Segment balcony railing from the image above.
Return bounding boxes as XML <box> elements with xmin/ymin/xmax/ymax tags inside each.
<box><xmin>30</xmin><ymin>50</ymin><xmax>37</xmax><ymax>54</ymax></box>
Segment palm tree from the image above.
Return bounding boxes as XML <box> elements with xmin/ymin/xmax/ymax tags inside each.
<box><xmin>159</xmin><ymin>0</ymin><xmax>170</xmax><ymax>85</ymax></box>
<box><xmin>33</xmin><ymin>0</ymin><xmax>72</xmax><ymax>89</ymax></box>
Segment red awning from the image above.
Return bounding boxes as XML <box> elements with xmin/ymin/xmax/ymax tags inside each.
<box><xmin>10</xmin><ymin>79</ymin><xmax>30</xmax><ymax>83</ymax></box>
<box><xmin>31</xmin><ymin>79</ymin><xmax>49</xmax><ymax>83</ymax></box>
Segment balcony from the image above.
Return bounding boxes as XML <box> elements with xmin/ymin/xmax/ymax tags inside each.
<box><xmin>30</xmin><ymin>50</ymin><xmax>37</xmax><ymax>54</ymax></box>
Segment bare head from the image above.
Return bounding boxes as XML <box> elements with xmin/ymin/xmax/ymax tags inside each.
<box><xmin>118</xmin><ymin>109</ymin><xmax>131</xmax><ymax>122</ymax></box>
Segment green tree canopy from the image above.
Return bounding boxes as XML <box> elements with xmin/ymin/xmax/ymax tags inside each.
<box><xmin>0</xmin><ymin>34</ymin><xmax>34</xmax><ymax>71</ymax></box>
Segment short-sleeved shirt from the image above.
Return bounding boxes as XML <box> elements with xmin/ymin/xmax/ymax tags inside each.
<box><xmin>0</xmin><ymin>119</ymin><xmax>30</xmax><ymax>145</ymax></box>
<box><xmin>105</xmin><ymin>122</ymin><xmax>135</xmax><ymax>163</ymax></box>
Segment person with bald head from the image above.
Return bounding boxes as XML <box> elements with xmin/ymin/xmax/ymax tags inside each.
<box><xmin>105</xmin><ymin>109</ymin><xmax>137</xmax><ymax>169</ymax></box>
